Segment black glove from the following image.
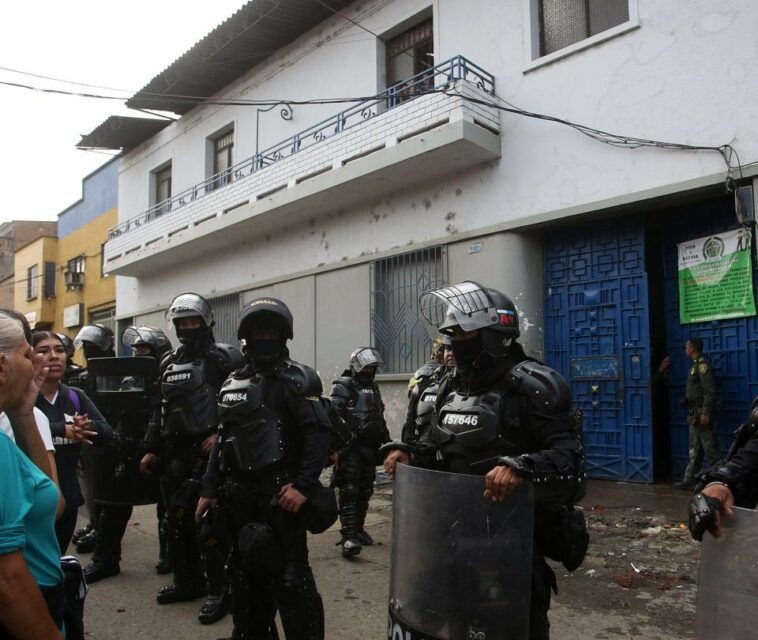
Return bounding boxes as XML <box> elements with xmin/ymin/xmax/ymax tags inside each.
<box><xmin>688</xmin><ymin>493</ymin><xmax>723</xmax><ymax>541</ymax></box>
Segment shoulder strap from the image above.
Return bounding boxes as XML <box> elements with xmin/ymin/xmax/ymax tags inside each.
<box><xmin>66</xmin><ymin>386</ymin><xmax>82</xmax><ymax>414</ymax></box>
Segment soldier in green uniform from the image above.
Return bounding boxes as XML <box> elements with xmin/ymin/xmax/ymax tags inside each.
<box><xmin>675</xmin><ymin>337</ymin><xmax>721</xmax><ymax>490</ymax></box>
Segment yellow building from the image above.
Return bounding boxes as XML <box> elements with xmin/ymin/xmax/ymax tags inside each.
<box><xmin>13</xmin><ymin>234</ymin><xmax>58</xmax><ymax>329</ymax></box>
<box><xmin>55</xmin><ymin>158</ymin><xmax>119</xmax><ymax>362</ymax></box>
<box><xmin>11</xmin><ymin>158</ymin><xmax>119</xmax><ymax>365</ymax></box>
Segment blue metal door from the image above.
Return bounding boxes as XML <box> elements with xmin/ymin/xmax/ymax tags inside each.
<box><xmin>545</xmin><ymin>220</ymin><xmax>653</xmax><ymax>482</ymax></box>
<box><xmin>662</xmin><ymin>198</ymin><xmax>758</xmax><ymax>478</ymax></box>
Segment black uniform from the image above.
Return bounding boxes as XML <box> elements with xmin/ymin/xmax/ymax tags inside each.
<box><xmin>330</xmin><ymin>370</ymin><xmax>390</xmax><ymax>554</ymax></box>
<box><xmin>393</xmin><ymin>281</ymin><xmax>587</xmax><ymax>640</ymax></box>
<box><xmin>401</xmin><ymin>361</ymin><xmax>448</xmax><ymax>444</ymax></box>
<box><xmin>145</xmin><ymin>336</ymin><xmax>240</xmax><ymax>605</ymax></box>
<box><xmin>202</xmin><ymin>350</ymin><xmax>331</xmax><ymax>639</ymax></box>
<box><xmin>698</xmin><ymin>396</ymin><xmax>758</xmax><ymax>507</ymax></box>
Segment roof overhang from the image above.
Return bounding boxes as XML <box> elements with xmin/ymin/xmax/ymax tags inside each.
<box><xmin>77</xmin><ymin>116</ymin><xmax>172</xmax><ymax>151</ymax></box>
<box><xmin>125</xmin><ymin>0</ymin><xmax>354</xmax><ymax>115</ymax></box>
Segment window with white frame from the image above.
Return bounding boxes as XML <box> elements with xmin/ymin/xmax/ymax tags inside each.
<box><xmin>64</xmin><ymin>255</ymin><xmax>85</xmax><ymax>289</ymax></box>
<box><xmin>150</xmin><ymin>163</ymin><xmax>172</xmax><ymax>219</ymax></box>
<box><xmin>26</xmin><ymin>264</ymin><xmax>38</xmax><ymax>300</ymax></box>
<box><xmin>370</xmin><ymin>246</ymin><xmax>447</xmax><ymax>374</ymax></box>
<box><xmin>538</xmin><ymin>0</ymin><xmax>630</xmax><ymax>57</ymax></box>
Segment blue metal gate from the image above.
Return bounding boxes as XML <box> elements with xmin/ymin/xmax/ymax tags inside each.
<box><xmin>545</xmin><ymin>220</ymin><xmax>653</xmax><ymax>482</ymax></box>
<box><xmin>662</xmin><ymin>197</ymin><xmax>758</xmax><ymax>478</ymax></box>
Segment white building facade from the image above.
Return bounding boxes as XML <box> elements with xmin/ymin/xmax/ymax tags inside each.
<box><xmin>84</xmin><ymin>0</ymin><xmax>758</xmax><ymax>483</ymax></box>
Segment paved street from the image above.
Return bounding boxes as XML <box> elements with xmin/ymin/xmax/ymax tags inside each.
<box><xmin>82</xmin><ymin>480</ymin><xmax>698</xmax><ymax>640</ymax></box>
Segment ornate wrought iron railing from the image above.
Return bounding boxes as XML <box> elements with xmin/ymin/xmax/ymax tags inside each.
<box><xmin>108</xmin><ymin>55</ymin><xmax>495</xmax><ymax>240</ymax></box>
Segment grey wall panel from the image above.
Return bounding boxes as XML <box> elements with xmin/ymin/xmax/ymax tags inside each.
<box><xmin>448</xmin><ymin>232</ymin><xmax>544</xmax><ymax>359</ymax></box>
<box><xmin>315</xmin><ymin>264</ymin><xmax>370</xmax><ymax>384</ymax></box>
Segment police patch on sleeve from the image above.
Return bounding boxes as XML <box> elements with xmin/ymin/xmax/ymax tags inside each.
<box><xmin>699</xmin><ymin>364</ymin><xmax>709</xmax><ymax>374</ymax></box>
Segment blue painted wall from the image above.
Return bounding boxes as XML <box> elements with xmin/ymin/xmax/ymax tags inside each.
<box><xmin>57</xmin><ymin>157</ymin><xmax>120</xmax><ymax>238</ymax></box>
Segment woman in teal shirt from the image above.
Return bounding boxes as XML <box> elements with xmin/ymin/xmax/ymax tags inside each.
<box><xmin>0</xmin><ymin>312</ymin><xmax>64</xmax><ymax>639</ymax></box>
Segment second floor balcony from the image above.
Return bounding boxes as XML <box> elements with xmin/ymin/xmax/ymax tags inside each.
<box><xmin>104</xmin><ymin>56</ymin><xmax>502</xmax><ymax>277</ymax></box>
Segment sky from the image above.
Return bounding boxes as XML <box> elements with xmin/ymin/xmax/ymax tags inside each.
<box><xmin>0</xmin><ymin>0</ymin><xmax>247</xmax><ymax>222</ymax></box>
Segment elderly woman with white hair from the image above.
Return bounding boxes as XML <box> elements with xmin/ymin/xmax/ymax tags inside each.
<box><xmin>0</xmin><ymin>311</ymin><xmax>65</xmax><ymax>639</ymax></box>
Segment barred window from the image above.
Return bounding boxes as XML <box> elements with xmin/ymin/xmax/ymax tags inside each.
<box><xmin>371</xmin><ymin>246</ymin><xmax>447</xmax><ymax>374</ymax></box>
<box><xmin>212</xmin><ymin>129</ymin><xmax>234</xmax><ymax>189</ymax></box>
<box><xmin>539</xmin><ymin>0</ymin><xmax>629</xmax><ymax>56</ymax></box>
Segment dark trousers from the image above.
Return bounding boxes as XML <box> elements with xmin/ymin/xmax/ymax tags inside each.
<box><xmin>230</xmin><ymin>507</ymin><xmax>324</xmax><ymax>640</ymax></box>
<box><xmin>334</xmin><ymin>443</ymin><xmax>377</xmax><ymax>538</ymax></box>
<box><xmin>92</xmin><ymin>504</ymin><xmax>133</xmax><ymax>566</ymax></box>
<box><xmin>162</xmin><ymin>471</ymin><xmax>228</xmax><ymax>596</ymax></box>
<box><xmin>55</xmin><ymin>502</ymin><xmax>79</xmax><ymax>554</ymax></box>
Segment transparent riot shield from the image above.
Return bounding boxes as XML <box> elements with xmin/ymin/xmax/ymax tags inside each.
<box><xmin>695</xmin><ymin>506</ymin><xmax>758</xmax><ymax>639</ymax></box>
<box><xmin>87</xmin><ymin>357</ymin><xmax>160</xmax><ymax>506</ymax></box>
<box><xmin>389</xmin><ymin>464</ymin><xmax>534</xmax><ymax>640</ymax></box>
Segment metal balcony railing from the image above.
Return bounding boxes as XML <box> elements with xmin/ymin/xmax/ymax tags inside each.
<box><xmin>108</xmin><ymin>55</ymin><xmax>495</xmax><ymax>240</ymax></box>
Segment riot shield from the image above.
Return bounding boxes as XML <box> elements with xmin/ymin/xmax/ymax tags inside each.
<box><xmin>695</xmin><ymin>506</ymin><xmax>758</xmax><ymax>639</ymax></box>
<box><xmin>389</xmin><ymin>464</ymin><xmax>533</xmax><ymax>640</ymax></box>
<box><xmin>87</xmin><ymin>357</ymin><xmax>160</xmax><ymax>506</ymax></box>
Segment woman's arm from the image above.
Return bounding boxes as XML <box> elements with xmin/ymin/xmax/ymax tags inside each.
<box><xmin>0</xmin><ymin>550</ymin><xmax>63</xmax><ymax>639</ymax></box>
<box><xmin>8</xmin><ymin>356</ymin><xmax>52</xmax><ymax>477</ymax></box>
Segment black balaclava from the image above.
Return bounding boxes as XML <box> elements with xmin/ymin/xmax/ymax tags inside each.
<box><xmin>354</xmin><ymin>368</ymin><xmax>377</xmax><ymax>386</ymax></box>
<box><xmin>450</xmin><ymin>332</ymin><xmax>484</xmax><ymax>372</ymax></box>
<box><xmin>175</xmin><ymin>318</ymin><xmax>212</xmax><ymax>356</ymax></box>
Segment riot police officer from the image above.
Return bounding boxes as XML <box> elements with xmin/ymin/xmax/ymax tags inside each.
<box><xmin>83</xmin><ymin>326</ymin><xmax>171</xmax><ymax>583</ymax></box>
<box><xmin>384</xmin><ymin>281</ymin><xmax>586</xmax><ymax>640</ymax></box>
<box><xmin>689</xmin><ymin>397</ymin><xmax>758</xmax><ymax>539</ymax></box>
<box><xmin>196</xmin><ymin>297</ymin><xmax>331</xmax><ymax>640</ymax></box>
<box><xmin>71</xmin><ymin>323</ymin><xmax>116</xmax><ymax>554</ymax></box>
<box><xmin>401</xmin><ymin>335</ymin><xmax>455</xmax><ymax>445</ymax></box>
<box><xmin>140</xmin><ymin>293</ymin><xmax>242</xmax><ymax>624</ymax></box>
<box><xmin>330</xmin><ymin>347</ymin><xmax>390</xmax><ymax>558</ymax></box>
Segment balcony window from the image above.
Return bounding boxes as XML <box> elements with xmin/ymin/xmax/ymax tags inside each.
<box><xmin>539</xmin><ymin>0</ymin><xmax>629</xmax><ymax>56</ymax></box>
<box><xmin>150</xmin><ymin>163</ymin><xmax>172</xmax><ymax>219</ymax></box>
<box><xmin>385</xmin><ymin>18</ymin><xmax>434</xmax><ymax>107</ymax></box>
<box><xmin>212</xmin><ymin>129</ymin><xmax>234</xmax><ymax>189</ymax></box>
<box><xmin>371</xmin><ymin>246</ymin><xmax>446</xmax><ymax>374</ymax></box>
<box><xmin>26</xmin><ymin>264</ymin><xmax>38</xmax><ymax>300</ymax></box>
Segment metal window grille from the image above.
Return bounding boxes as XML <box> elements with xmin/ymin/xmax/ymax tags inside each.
<box><xmin>213</xmin><ymin>130</ymin><xmax>235</xmax><ymax>189</ymax></box>
<box><xmin>370</xmin><ymin>246</ymin><xmax>447</xmax><ymax>374</ymax></box>
<box><xmin>539</xmin><ymin>0</ymin><xmax>629</xmax><ymax>56</ymax></box>
<box><xmin>386</xmin><ymin>18</ymin><xmax>434</xmax><ymax>89</ymax></box>
<box><xmin>208</xmin><ymin>292</ymin><xmax>241</xmax><ymax>347</ymax></box>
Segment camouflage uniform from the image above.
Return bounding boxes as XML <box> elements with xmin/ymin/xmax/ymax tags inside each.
<box><xmin>682</xmin><ymin>354</ymin><xmax>720</xmax><ymax>483</ymax></box>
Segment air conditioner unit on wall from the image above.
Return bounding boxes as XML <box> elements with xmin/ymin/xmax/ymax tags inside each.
<box><xmin>64</xmin><ymin>271</ymin><xmax>84</xmax><ymax>288</ymax></box>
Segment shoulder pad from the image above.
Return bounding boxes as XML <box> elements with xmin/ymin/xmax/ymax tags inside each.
<box><xmin>507</xmin><ymin>360</ymin><xmax>571</xmax><ymax>414</ymax></box>
<box><xmin>277</xmin><ymin>360</ymin><xmax>323</xmax><ymax>396</ymax></box>
<box><xmin>208</xmin><ymin>343</ymin><xmax>245</xmax><ymax>372</ymax></box>
<box><xmin>414</xmin><ymin>362</ymin><xmax>438</xmax><ymax>382</ymax></box>
<box><xmin>160</xmin><ymin>349</ymin><xmax>177</xmax><ymax>372</ymax></box>
<box><xmin>331</xmin><ymin>376</ymin><xmax>354</xmax><ymax>399</ymax></box>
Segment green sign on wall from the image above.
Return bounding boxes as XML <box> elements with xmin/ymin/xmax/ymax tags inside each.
<box><xmin>678</xmin><ymin>227</ymin><xmax>756</xmax><ymax>324</ymax></box>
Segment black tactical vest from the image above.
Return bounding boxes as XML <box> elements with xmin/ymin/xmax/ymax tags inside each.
<box><xmin>415</xmin><ymin>378</ymin><xmax>441</xmax><ymax>434</ymax></box>
<box><xmin>217</xmin><ymin>375</ymin><xmax>285</xmax><ymax>477</ymax></box>
<box><xmin>161</xmin><ymin>358</ymin><xmax>219</xmax><ymax>439</ymax></box>
<box><xmin>435</xmin><ymin>383</ymin><xmax>532</xmax><ymax>474</ymax></box>
<box><xmin>346</xmin><ymin>382</ymin><xmax>384</xmax><ymax>439</ymax></box>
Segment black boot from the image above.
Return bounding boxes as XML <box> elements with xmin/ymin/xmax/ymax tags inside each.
<box><xmin>198</xmin><ymin>592</ymin><xmax>230</xmax><ymax>625</ymax></box>
<box><xmin>156</xmin><ymin>583</ymin><xmax>205</xmax><ymax>605</ymax></box>
<box><xmin>72</xmin><ymin>522</ymin><xmax>94</xmax><ymax>544</ymax></box>
<box><xmin>76</xmin><ymin>529</ymin><xmax>99</xmax><ymax>554</ymax></box>
<box><xmin>83</xmin><ymin>561</ymin><xmax>120</xmax><ymax>583</ymax></box>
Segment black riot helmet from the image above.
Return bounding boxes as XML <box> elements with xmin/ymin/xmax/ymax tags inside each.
<box><xmin>349</xmin><ymin>347</ymin><xmax>384</xmax><ymax>384</ymax></box>
<box><xmin>237</xmin><ymin>297</ymin><xmax>293</xmax><ymax>363</ymax></box>
<box><xmin>122</xmin><ymin>326</ymin><xmax>172</xmax><ymax>361</ymax></box>
<box><xmin>166</xmin><ymin>293</ymin><xmax>214</xmax><ymax>348</ymax></box>
<box><xmin>55</xmin><ymin>333</ymin><xmax>76</xmax><ymax>361</ymax></box>
<box><xmin>74</xmin><ymin>324</ymin><xmax>115</xmax><ymax>360</ymax></box>
<box><xmin>420</xmin><ymin>281</ymin><xmax>520</xmax><ymax>368</ymax></box>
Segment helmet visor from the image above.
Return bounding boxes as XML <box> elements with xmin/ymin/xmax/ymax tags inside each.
<box><xmin>166</xmin><ymin>293</ymin><xmax>213</xmax><ymax>326</ymax></box>
<box><xmin>73</xmin><ymin>325</ymin><xmax>112</xmax><ymax>351</ymax></box>
<box><xmin>420</xmin><ymin>282</ymin><xmax>497</xmax><ymax>333</ymax></box>
<box><xmin>351</xmin><ymin>347</ymin><xmax>384</xmax><ymax>372</ymax></box>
